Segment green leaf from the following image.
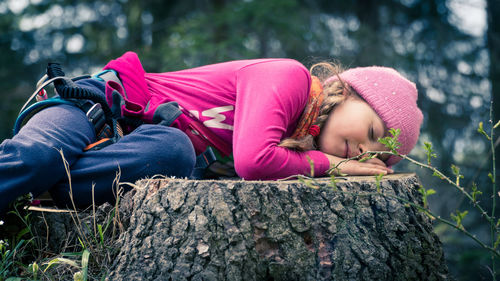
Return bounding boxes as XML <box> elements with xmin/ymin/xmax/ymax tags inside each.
<box><xmin>460</xmin><ymin>210</ymin><xmax>468</xmax><ymax>219</ymax></box>
<box><xmin>98</xmin><ymin>224</ymin><xmax>104</xmax><ymax>245</ymax></box>
<box><xmin>378</xmin><ymin>128</ymin><xmax>401</xmax><ymax>153</ymax></box>
<box><xmin>432</xmin><ymin>171</ymin><xmax>443</xmax><ymax>179</ymax></box>
<box><xmin>81</xmin><ymin>250</ymin><xmax>90</xmax><ymax>281</ymax></box>
<box><xmin>477</xmin><ymin>122</ymin><xmax>491</xmax><ymax>140</ymax></box>
<box><xmin>78</xmin><ymin>237</ymin><xmax>85</xmax><ymax>250</ymax></box>
<box><xmin>359</xmin><ymin>153</ymin><xmax>377</xmax><ymax>162</ymax></box>
<box><xmin>29</xmin><ymin>262</ymin><xmax>40</xmax><ymax>279</ymax></box>
<box><xmin>15</xmin><ymin>227</ymin><xmax>30</xmax><ymax>241</ymax></box>
<box><xmin>330</xmin><ymin>175</ymin><xmax>338</xmax><ymax>191</ymax></box>
<box><xmin>44</xmin><ymin>258</ymin><xmax>79</xmax><ymax>272</ymax></box>
<box><xmin>451</xmin><ymin>164</ymin><xmax>464</xmax><ymax>186</ymax></box>
<box><xmin>494</xmin><ymin>120</ymin><xmax>500</xmax><ymax>129</ymax></box>
<box><xmin>423</xmin><ymin>142</ymin><xmax>437</xmax><ymax>165</ymax></box>
<box><xmin>306</xmin><ymin>156</ymin><xmax>314</xmax><ymax>178</ymax></box>
<box><xmin>390</xmin><ymin>128</ymin><xmax>401</xmax><ymax>138</ymax></box>
<box><xmin>60</xmin><ymin>252</ymin><xmax>84</xmax><ymax>257</ymax></box>
<box><xmin>488</xmin><ymin>173</ymin><xmax>495</xmax><ymax>184</ymax></box>
<box><xmin>418</xmin><ymin>186</ymin><xmax>435</xmax><ymax>208</ymax></box>
<box><xmin>29</xmin><ymin>262</ymin><xmax>39</xmax><ymax>273</ymax></box>
<box><xmin>375</xmin><ymin>173</ymin><xmax>384</xmax><ymax>193</ymax></box>
<box><xmin>471</xmin><ymin>183</ymin><xmax>482</xmax><ymax>203</ymax></box>
<box><xmin>494</xmin><ymin>234</ymin><xmax>500</xmax><ymax>250</ymax></box>
<box><xmin>451</xmin><ymin>210</ymin><xmax>468</xmax><ymax>230</ymax></box>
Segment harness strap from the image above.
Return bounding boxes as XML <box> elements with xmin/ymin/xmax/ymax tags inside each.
<box><xmin>152</xmin><ymin>102</ymin><xmax>182</xmax><ymax>127</ymax></box>
<box><xmin>13</xmin><ymin>98</ymin><xmax>76</xmax><ymax>135</ymax></box>
<box><xmin>18</xmin><ymin>76</ymin><xmax>68</xmax><ymax>116</ymax></box>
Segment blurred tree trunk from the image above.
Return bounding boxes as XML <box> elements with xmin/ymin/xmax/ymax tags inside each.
<box><xmin>353</xmin><ymin>0</ymin><xmax>383</xmax><ymax>65</ymax></box>
<box><xmin>212</xmin><ymin>0</ymin><xmax>230</xmax><ymax>60</ymax></box>
<box><xmin>487</xmin><ymin>0</ymin><xmax>500</xmax><ymax>183</ymax></box>
<box><xmin>125</xmin><ymin>0</ymin><xmax>144</xmax><ymax>48</ymax></box>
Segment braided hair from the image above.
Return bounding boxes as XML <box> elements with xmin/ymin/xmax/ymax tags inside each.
<box><xmin>278</xmin><ymin>62</ymin><xmax>355</xmax><ymax>151</ymax></box>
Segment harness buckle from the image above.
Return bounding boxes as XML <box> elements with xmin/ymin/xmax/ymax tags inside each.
<box><xmin>84</xmin><ymin>102</ymin><xmax>118</xmax><ymax>140</ymax></box>
<box><xmin>86</xmin><ymin>103</ymin><xmax>104</xmax><ymax>125</ymax></box>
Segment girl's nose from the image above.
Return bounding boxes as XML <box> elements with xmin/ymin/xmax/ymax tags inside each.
<box><xmin>358</xmin><ymin>143</ymin><xmax>367</xmax><ymax>155</ymax></box>
<box><xmin>358</xmin><ymin>143</ymin><xmax>374</xmax><ymax>155</ymax></box>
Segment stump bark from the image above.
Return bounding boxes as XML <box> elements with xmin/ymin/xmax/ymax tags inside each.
<box><xmin>33</xmin><ymin>173</ymin><xmax>449</xmax><ymax>280</ymax></box>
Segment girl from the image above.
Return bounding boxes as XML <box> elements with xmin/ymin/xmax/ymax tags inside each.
<box><xmin>0</xmin><ymin>51</ymin><xmax>422</xmax><ymax>213</ymax></box>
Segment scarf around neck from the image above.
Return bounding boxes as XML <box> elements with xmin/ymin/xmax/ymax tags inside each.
<box><xmin>290</xmin><ymin>75</ymin><xmax>324</xmax><ymax>139</ymax></box>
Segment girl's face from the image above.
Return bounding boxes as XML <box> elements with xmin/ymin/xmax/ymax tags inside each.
<box><xmin>318</xmin><ymin>96</ymin><xmax>389</xmax><ymax>161</ymax></box>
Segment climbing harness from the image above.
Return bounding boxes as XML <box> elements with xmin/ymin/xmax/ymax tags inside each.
<box><xmin>14</xmin><ymin>63</ymin><xmax>124</xmax><ymax>151</ymax></box>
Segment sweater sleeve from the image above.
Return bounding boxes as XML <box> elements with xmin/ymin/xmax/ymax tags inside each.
<box><xmin>103</xmin><ymin>51</ymin><xmax>151</xmax><ymax>108</ymax></box>
<box><xmin>232</xmin><ymin>59</ymin><xmax>330</xmax><ymax>180</ymax></box>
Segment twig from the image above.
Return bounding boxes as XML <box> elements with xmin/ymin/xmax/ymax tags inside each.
<box><xmin>488</xmin><ymin>101</ymin><xmax>498</xmax><ymax>278</ymax></box>
<box><xmin>328</xmin><ymin>149</ymin><xmax>495</xmax><ymax>226</ymax></box>
<box><xmin>400</xmin><ymin>154</ymin><xmax>494</xmax><ymax>224</ymax></box>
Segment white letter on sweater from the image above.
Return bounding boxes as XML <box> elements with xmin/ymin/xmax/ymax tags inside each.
<box><xmin>202</xmin><ymin>105</ymin><xmax>234</xmax><ymax>130</ymax></box>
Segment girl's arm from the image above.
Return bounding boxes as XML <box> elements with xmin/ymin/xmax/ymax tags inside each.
<box><xmin>232</xmin><ymin>59</ymin><xmax>330</xmax><ymax>180</ymax></box>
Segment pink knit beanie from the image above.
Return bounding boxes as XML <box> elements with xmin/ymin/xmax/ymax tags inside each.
<box><xmin>325</xmin><ymin>66</ymin><xmax>423</xmax><ymax>166</ymax></box>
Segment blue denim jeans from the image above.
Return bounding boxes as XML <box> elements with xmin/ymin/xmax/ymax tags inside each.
<box><xmin>0</xmin><ymin>82</ymin><xmax>195</xmax><ymax>212</ymax></box>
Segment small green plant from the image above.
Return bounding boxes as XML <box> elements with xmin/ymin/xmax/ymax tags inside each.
<box><xmin>374</xmin><ymin>173</ymin><xmax>384</xmax><ymax>193</ymax></box>
<box><xmin>0</xmin><ymin>193</ymin><xmax>42</xmax><ymax>281</ymax></box>
<box><xmin>50</xmin><ymin>150</ymin><xmax>124</xmax><ymax>280</ymax></box>
<box><xmin>0</xmin><ymin>198</ymin><xmax>122</xmax><ymax>280</ymax></box>
<box><xmin>0</xmin><ymin>239</ymin><xmax>25</xmax><ymax>279</ymax></box>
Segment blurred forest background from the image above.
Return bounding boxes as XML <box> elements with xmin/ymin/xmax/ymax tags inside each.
<box><xmin>0</xmin><ymin>0</ymin><xmax>499</xmax><ymax>279</ymax></box>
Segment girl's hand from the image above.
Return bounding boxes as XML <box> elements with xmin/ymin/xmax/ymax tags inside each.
<box><xmin>324</xmin><ymin>154</ymin><xmax>394</xmax><ymax>176</ymax></box>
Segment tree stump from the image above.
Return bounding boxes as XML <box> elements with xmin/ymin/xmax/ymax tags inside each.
<box><xmin>106</xmin><ymin>173</ymin><xmax>448</xmax><ymax>280</ymax></box>
<box><xmin>31</xmin><ymin>173</ymin><xmax>449</xmax><ymax>280</ymax></box>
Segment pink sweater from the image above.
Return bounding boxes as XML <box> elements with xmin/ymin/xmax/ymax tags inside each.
<box><xmin>104</xmin><ymin>52</ymin><xmax>330</xmax><ymax>180</ymax></box>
